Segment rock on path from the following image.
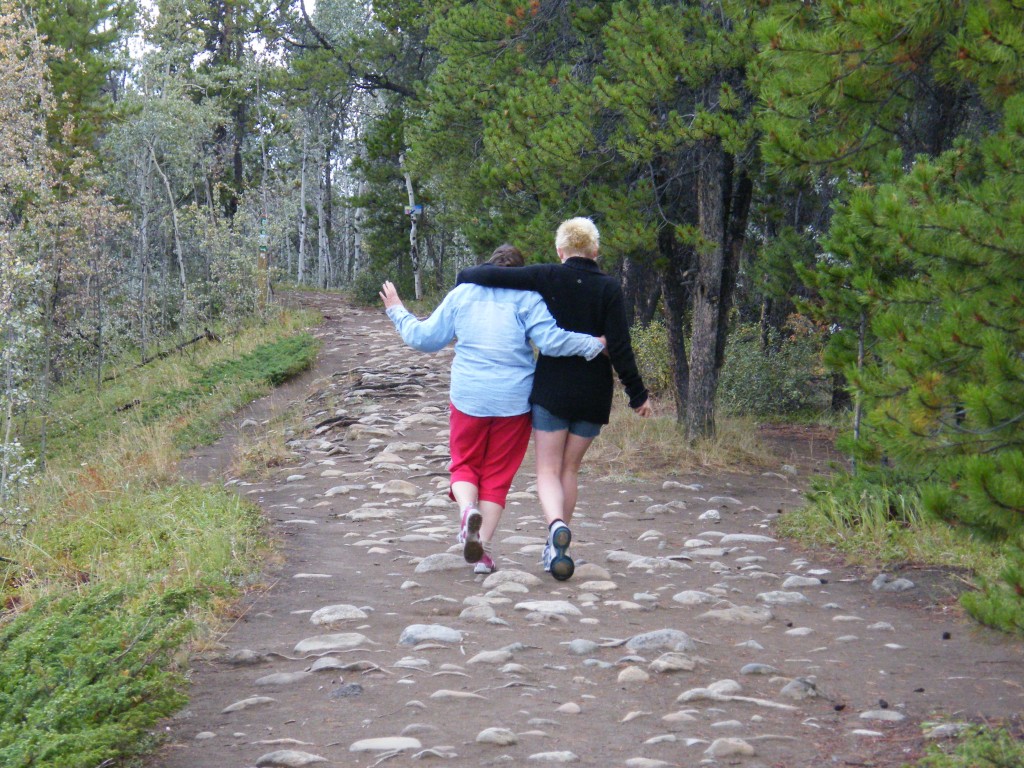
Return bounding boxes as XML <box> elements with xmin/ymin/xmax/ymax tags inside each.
<box><xmin>157</xmin><ymin>293</ymin><xmax>1023</xmax><ymax>768</ymax></box>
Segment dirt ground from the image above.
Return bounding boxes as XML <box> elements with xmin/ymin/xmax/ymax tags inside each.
<box><xmin>151</xmin><ymin>292</ymin><xmax>1023</xmax><ymax>768</ymax></box>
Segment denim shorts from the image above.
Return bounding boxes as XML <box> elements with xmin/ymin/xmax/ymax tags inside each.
<box><xmin>531</xmin><ymin>403</ymin><xmax>602</xmax><ymax>439</ymax></box>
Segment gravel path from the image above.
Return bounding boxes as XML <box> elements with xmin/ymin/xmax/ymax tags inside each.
<box><xmin>153</xmin><ymin>292</ymin><xmax>1024</xmax><ymax>768</ymax></box>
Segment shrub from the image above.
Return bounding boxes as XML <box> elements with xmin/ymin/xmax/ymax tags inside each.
<box><xmin>717</xmin><ymin>322</ymin><xmax>827</xmax><ymax>417</ymax></box>
<box><xmin>0</xmin><ymin>584</ymin><xmax>191</xmax><ymax>768</ymax></box>
<box><xmin>629</xmin><ymin>319</ymin><xmax>673</xmax><ymax>396</ymax></box>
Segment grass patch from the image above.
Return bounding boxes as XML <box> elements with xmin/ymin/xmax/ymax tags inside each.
<box><xmin>0</xmin><ymin>302</ymin><xmax>322</xmax><ymax>766</ymax></box>
<box><xmin>910</xmin><ymin>725</ymin><xmax>1024</xmax><ymax>768</ymax></box>
<box><xmin>25</xmin><ymin>309</ymin><xmax>320</xmax><ymax>465</ymax></box>
<box><xmin>584</xmin><ymin>399</ymin><xmax>771</xmax><ymax>479</ymax></box>
<box><xmin>0</xmin><ymin>583</ymin><xmax>191</xmax><ymax>768</ymax></box>
<box><xmin>776</xmin><ymin>473</ymin><xmax>1007</xmax><ymax>585</ymax></box>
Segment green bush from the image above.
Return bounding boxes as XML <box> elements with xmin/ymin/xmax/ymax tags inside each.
<box><xmin>717</xmin><ymin>323</ymin><xmax>827</xmax><ymax>417</ymax></box>
<box><xmin>0</xmin><ymin>584</ymin><xmax>191</xmax><ymax>768</ymax></box>
<box><xmin>629</xmin><ymin>319</ymin><xmax>673</xmax><ymax>396</ymax></box>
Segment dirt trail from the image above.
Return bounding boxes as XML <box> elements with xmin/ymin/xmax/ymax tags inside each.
<box><xmin>153</xmin><ymin>292</ymin><xmax>1023</xmax><ymax>768</ymax></box>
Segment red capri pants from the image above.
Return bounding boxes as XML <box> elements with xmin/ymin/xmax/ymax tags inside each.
<box><xmin>448</xmin><ymin>402</ymin><xmax>532</xmax><ymax>507</ymax></box>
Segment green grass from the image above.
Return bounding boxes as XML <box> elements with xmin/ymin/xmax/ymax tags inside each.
<box><xmin>776</xmin><ymin>473</ymin><xmax>1008</xmax><ymax>589</ymax></box>
<box><xmin>909</xmin><ymin>726</ymin><xmax>1024</xmax><ymax>768</ymax></box>
<box><xmin>0</xmin><ymin>303</ymin><xmax>322</xmax><ymax>768</ymax></box>
<box><xmin>25</xmin><ymin>309</ymin><xmax>320</xmax><ymax>464</ymax></box>
<box><xmin>0</xmin><ymin>584</ymin><xmax>191</xmax><ymax>768</ymax></box>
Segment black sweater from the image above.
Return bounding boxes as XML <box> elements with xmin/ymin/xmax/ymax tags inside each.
<box><xmin>456</xmin><ymin>258</ymin><xmax>648</xmax><ymax>424</ymax></box>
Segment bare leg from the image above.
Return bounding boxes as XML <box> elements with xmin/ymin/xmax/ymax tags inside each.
<box><xmin>478</xmin><ymin>500</ymin><xmax>504</xmax><ymax>543</ymax></box>
<box><xmin>450</xmin><ymin>480</ymin><xmax>478</xmax><ymax>512</ymax></box>
<box><xmin>559</xmin><ymin>433</ymin><xmax>595</xmax><ymax>525</ymax></box>
<box><xmin>534</xmin><ymin>428</ymin><xmax>569</xmax><ymax>526</ymax></box>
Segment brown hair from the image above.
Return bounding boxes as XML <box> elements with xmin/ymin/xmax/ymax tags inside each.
<box><xmin>487</xmin><ymin>243</ymin><xmax>525</xmax><ymax>267</ymax></box>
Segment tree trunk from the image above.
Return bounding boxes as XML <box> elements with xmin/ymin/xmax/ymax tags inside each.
<box><xmin>658</xmin><ymin>228</ymin><xmax>691</xmax><ymax>421</ymax></box>
<box><xmin>686</xmin><ymin>138</ymin><xmax>727</xmax><ymax>440</ymax></box>
<box><xmin>713</xmin><ymin>167</ymin><xmax>753</xmax><ymax>372</ymax></box>
<box><xmin>297</xmin><ymin>130</ymin><xmax>308</xmax><ymax>284</ymax></box>
<box><xmin>149</xmin><ymin>143</ymin><xmax>187</xmax><ymax>296</ymax></box>
<box><xmin>316</xmin><ymin>166</ymin><xmax>329</xmax><ymax>288</ymax></box>
<box><xmin>400</xmin><ymin>152</ymin><xmax>422</xmax><ymax>300</ymax></box>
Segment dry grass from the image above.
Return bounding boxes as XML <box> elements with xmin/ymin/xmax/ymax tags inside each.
<box><xmin>230</xmin><ymin>407</ymin><xmax>303</xmax><ymax>480</ymax></box>
<box><xmin>583</xmin><ymin>397</ymin><xmax>774</xmax><ymax>479</ymax></box>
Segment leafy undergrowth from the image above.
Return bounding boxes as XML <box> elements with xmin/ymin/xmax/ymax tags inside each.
<box><xmin>0</xmin><ymin>585</ymin><xmax>191</xmax><ymax>768</ymax></box>
<box><xmin>0</xmin><ymin>304</ymin><xmax>321</xmax><ymax>766</ymax></box>
<box><xmin>776</xmin><ymin>473</ymin><xmax>1008</xmax><ymax>589</ymax></box>
<box><xmin>910</xmin><ymin>725</ymin><xmax>1024</xmax><ymax>768</ymax></box>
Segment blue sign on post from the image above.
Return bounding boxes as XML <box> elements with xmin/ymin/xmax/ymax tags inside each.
<box><xmin>404</xmin><ymin>205</ymin><xmax>423</xmax><ymax>215</ymax></box>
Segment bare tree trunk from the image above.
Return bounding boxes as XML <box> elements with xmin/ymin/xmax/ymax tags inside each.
<box><xmin>659</xmin><ymin>229</ymin><xmax>692</xmax><ymax>422</ymax></box>
<box><xmin>316</xmin><ymin>166</ymin><xmax>329</xmax><ymax>288</ymax></box>
<box><xmin>297</xmin><ymin>129</ymin><xmax>308</xmax><ymax>284</ymax></box>
<box><xmin>149</xmin><ymin>143</ymin><xmax>187</xmax><ymax>296</ymax></box>
<box><xmin>400</xmin><ymin>152</ymin><xmax>422</xmax><ymax>300</ymax></box>
<box><xmin>686</xmin><ymin>138</ymin><xmax>727</xmax><ymax>440</ymax></box>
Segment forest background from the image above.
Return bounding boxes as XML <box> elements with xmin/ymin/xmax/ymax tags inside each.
<box><xmin>0</xmin><ymin>1</ymin><xmax>1022</xmax><ymax>764</ymax></box>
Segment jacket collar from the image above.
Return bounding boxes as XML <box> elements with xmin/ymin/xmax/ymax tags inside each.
<box><xmin>562</xmin><ymin>256</ymin><xmax>602</xmax><ymax>273</ymax></box>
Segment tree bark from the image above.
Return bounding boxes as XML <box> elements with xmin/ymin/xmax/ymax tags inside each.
<box><xmin>686</xmin><ymin>137</ymin><xmax>727</xmax><ymax>440</ymax></box>
<box><xmin>400</xmin><ymin>152</ymin><xmax>422</xmax><ymax>300</ymax></box>
<box><xmin>659</xmin><ymin>228</ymin><xmax>691</xmax><ymax>421</ymax></box>
<box><xmin>149</xmin><ymin>143</ymin><xmax>187</xmax><ymax>296</ymax></box>
<box><xmin>297</xmin><ymin>129</ymin><xmax>308</xmax><ymax>283</ymax></box>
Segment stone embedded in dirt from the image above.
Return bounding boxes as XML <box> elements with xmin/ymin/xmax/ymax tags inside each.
<box><xmin>698</xmin><ymin>509</ymin><xmax>721</xmax><ymax>522</ymax></box>
<box><xmin>756</xmin><ymin>590</ymin><xmax>811</xmax><ymax>605</ymax></box>
<box><xmin>476</xmin><ymin>727</ymin><xmax>518</xmax><ymax>745</ymax></box>
<box><xmin>720</xmin><ymin>533</ymin><xmax>777</xmax><ymax>544</ymax></box>
<box><xmin>398</xmin><ymin>623</ymin><xmax>463</xmax><ymax>645</ymax></box>
<box><xmin>308</xmin><ymin>657</ymin><xmax>345</xmax><ymax>672</ymax></box>
<box><xmin>571</xmin><ymin>562</ymin><xmax>612</xmax><ymax>580</ymax></box>
<box><xmin>527</xmin><ymin>751</ymin><xmax>580</xmax><ymax>763</ymax></box>
<box><xmin>459</xmin><ymin>604</ymin><xmax>496</xmax><ymax>622</ymax></box>
<box><xmin>701</xmin><ymin>605</ymin><xmax>774</xmax><ymax>624</ymax></box>
<box><xmin>378</xmin><ymin>478</ymin><xmax>419</xmax><ymax>496</ymax></box>
<box><xmin>514</xmin><ymin>600</ymin><xmax>582</xmax><ymax>617</ymax></box>
<box><xmin>224</xmin><ymin>649</ymin><xmax>267</xmax><ymax>665</ymax></box>
<box><xmin>221</xmin><ymin>696</ymin><xmax>276</xmax><ymax>713</ymax></box>
<box><xmin>649</xmin><ymin>652</ymin><xmax>697</xmax><ymax>673</ymax></box>
<box><xmin>740</xmin><ymin>663</ymin><xmax>778</xmax><ymax>676</ymax></box>
<box><xmin>254</xmin><ymin>671</ymin><xmax>314</xmax><ymax>687</ymax></box>
<box><xmin>860</xmin><ymin>709</ymin><xmax>907</xmax><ymax>722</ymax></box>
<box><xmin>672</xmin><ymin>590</ymin><xmax>716</xmax><ymax>606</ymax></box>
<box><xmin>626</xmin><ymin>629</ymin><xmax>696</xmax><ymax>653</ymax></box>
<box><xmin>627</xmin><ymin>556</ymin><xmax>691</xmax><ymax>572</ymax></box>
<box><xmin>565</xmin><ymin>639</ymin><xmax>600</xmax><ymax>656</ymax></box>
<box><xmin>779</xmin><ymin>677</ymin><xmax>819</xmax><ymax>700</ymax></box>
<box><xmin>348</xmin><ymin>736</ymin><xmax>422</xmax><ymax>752</ymax></box>
<box><xmin>782</xmin><ymin>575</ymin><xmax>823</xmax><ymax>589</ymax></box>
<box><xmin>293</xmin><ymin>632</ymin><xmax>370</xmax><ymax>655</ymax></box>
<box><xmin>429</xmin><ymin>689</ymin><xmax>486</xmax><ymax>700</ymax></box>
<box><xmin>625</xmin><ymin>758</ymin><xmax>674</xmax><ymax>767</ymax></box>
<box><xmin>872</xmin><ymin>573</ymin><xmax>917</xmax><ymax>592</ymax></box>
<box><xmin>413</xmin><ymin>553</ymin><xmax>467</xmax><ymax>573</ymax></box>
<box><xmin>618</xmin><ymin>666</ymin><xmax>650</xmax><ymax>683</ymax></box>
<box><xmin>254</xmin><ymin>750</ymin><xmax>327</xmax><ymax>766</ymax></box>
<box><xmin>309</xmin><ymin>604</ymin><xmax>368</xmax><ymax>625</ymax></box>
<box><xmin>704</xmin><ymin>737</ymin><xmax>756</xmax><ymax>757</ymax></box>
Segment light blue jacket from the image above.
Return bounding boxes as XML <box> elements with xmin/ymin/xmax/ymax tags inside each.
<box><xmin>386</xmin><ymin>284</ymin><xmax>604</xmax><ymax>417</ymax></box>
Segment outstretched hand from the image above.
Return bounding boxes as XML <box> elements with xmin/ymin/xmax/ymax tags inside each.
<box><xmin>633</xmin><ymin>398</ymin><xmax>653</xmax><ymax>418</ymax></box>
<box><xmin>379</xmin><ymin>280</ymin><xmax>403</xmax><ymax>310</ymax></box>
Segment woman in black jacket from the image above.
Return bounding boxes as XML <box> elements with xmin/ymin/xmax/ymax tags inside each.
<box><xmin>457</xmin><ymin>217</ymin><xmax>651</xmax><ymax>580</ymax></box>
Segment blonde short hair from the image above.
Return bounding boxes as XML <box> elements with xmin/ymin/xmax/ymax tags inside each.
<box><xmin>555</xmin><ymin>217</ymin><xmax>599</xmax><ymax>258</ymax></box>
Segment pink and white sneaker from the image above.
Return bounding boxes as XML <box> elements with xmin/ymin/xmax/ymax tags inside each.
<box><xmin>458</xmin><ymin>506</ymin><xmax>483</xmax><ymax>563</ymax></box>
<box><xmin>473</xmin><ymin>553</ymin><xmax>495</xmax><ymax>574</ymax></box>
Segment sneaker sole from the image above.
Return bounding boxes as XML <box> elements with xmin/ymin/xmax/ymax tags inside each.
<box><xmin>550</xmin><ymin>554</ymin><xmax>574</xmax><ymax>581</ymax></box>
<box><xmin>549</xmin><ymin>525</ymin><xmax>573</xmax><ymax>580</ymax></box>
<box><xmin>463</xmin><ymin>511</ymin><xmax>483</xmax><ymax>563</ymax></box>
